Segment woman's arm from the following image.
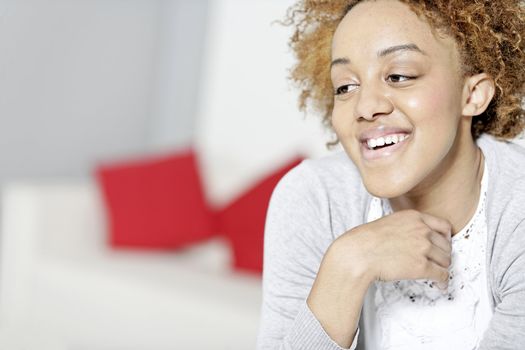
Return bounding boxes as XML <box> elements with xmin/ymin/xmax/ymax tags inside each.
<box><xmin>255</xmin><ymin>161</ymin><xmax>360</xmax><ymax>350</ymax></box>
<box><xmin>307</xmin><ymin>239</ymin><xmax>373</xmax><ymax>348</ymax></box>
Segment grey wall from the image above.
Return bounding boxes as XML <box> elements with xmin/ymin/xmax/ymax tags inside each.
<box><xmin>0</xmin><ymin>0</ymin><xmax>208</xmax><ymax>183</ymax></box>
<box><xmin>148</xmin><ymin>0</ymin><xmax>209</xmax><ymax>152</ymax></box>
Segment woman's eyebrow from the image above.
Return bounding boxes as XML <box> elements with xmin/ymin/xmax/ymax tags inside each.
<box><xmin>378</xmin><ymin>43</ymin><xmax>427</xmax><ymax>57</ymax></box>
<box><xmin>331</xmin><ymin>44</ymin><xmax>427</xmax><ymax>69</ymax></box>
<box><xmin>330</xmin><ymin>57</ymin><xmax>350</xmax><ymax>68</ymax></box>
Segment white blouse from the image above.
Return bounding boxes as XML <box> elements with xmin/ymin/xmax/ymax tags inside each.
<box><xmin>358</xmin><ymin>159</ymin><xmax>493</xmax><ymax>350</ymax></box>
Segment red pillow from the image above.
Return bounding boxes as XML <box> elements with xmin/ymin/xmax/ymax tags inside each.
<box><xmin>95</xmin><ymin>149</ymin><xmax>215</xmax><ymax>249</ymax></box>
<box><xmin>216</xmin><ymin>156</ymin><xmax>304</xmax><ymax>274</ymax></box>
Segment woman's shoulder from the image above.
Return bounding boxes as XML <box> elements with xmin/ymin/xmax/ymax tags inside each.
<box><xmin>478</xmin><ymin>134</ymin><xmax>525</xmax><ymax>208</ymax></box>
<box><xmin>478</xmin><ymin>133</ymin><xmax>525</xmax><ymax>215</ymax></box>
<box><xmin>480</xmin><ymin>134</ymin><xmax>525</xmax><ymax>274</ymax></box>
<box><xmin>270</xmin><ymin>150</ymin><xmax>369</xmax><ymax>236</ymax></box>
<box><xmin>276</xmin><ymin>150</ymin><xmax>363</xmax><ymax>194</ymax></box>
<box><xmin>270</xmin><ymin>150</ymin><xmax>365</xmax><ymax>209</ymax></box>
<box><xmin>478</xmin><ymin>133</ymin><xmax>525</xmax><ymax>176</ymax></box>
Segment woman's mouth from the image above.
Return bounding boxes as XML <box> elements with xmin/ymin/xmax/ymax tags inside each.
<box><xmin>360</xmin><ymin>133</ymin><xmax>412</xmax><ymax>162</ymax></box>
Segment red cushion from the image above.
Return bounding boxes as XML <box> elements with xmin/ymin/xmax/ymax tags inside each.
<box><xmin>95</xmin><ymin>149</ymin><xmax>215</xmax><ymax>249</ymax></box>
<box><xmin>216</xmin><ymin>156</ymin><xmax>304</xmax><ymax>274</ymax></box>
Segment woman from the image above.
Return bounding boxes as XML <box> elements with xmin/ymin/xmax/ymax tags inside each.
<box><xmin>256</xmin><ymin>0</ymin><xmax>525</xmax><ymax>349</ymax></box>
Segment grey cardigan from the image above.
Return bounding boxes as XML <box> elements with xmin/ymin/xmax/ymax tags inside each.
<box><xmin>256</xmin><ymin>133</ymin><xmax>525</xmax><ymax>350</ymax></box>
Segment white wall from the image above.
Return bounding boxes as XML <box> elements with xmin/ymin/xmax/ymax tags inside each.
<box><xmin>195</xmin><ymin>0</ymin><xmax>339</xmax><ymax>207</ymax></box>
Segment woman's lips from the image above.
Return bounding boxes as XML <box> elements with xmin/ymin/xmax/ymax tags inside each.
<box><xmin>360</xmin><ymin>133</ymin><xmax>412</xmax><ymax>162</ymax></box>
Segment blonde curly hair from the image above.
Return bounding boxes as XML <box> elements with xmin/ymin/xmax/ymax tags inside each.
<box><xmin>285</xmin><ymin>0</ymin><xmax>525</xmax><ymax>148</ymax></box>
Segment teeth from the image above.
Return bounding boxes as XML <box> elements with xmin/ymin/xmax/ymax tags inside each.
<box><xmin>366</xmin><ymin>133</ymin><xmax>409</xmax><ymax>150</ymax></box>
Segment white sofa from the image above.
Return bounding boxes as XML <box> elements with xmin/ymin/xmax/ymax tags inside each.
<box><xmin>0</xmin><ymin>180</ymin><xmax>262</xmax><ymax>350</ymax></box>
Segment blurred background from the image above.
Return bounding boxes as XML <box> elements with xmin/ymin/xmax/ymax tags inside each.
<box><xmin>0</xmin><ymin>0</ymin><xmax>334</xmax><ymax>349</ymax></box>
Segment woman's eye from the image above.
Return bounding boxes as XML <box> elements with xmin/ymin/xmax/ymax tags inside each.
<box><xmin>386</xmin><ymin>74</ymin><xmax>415</xmax><ymax>83</ymax></box>
<box><xmin>334</xmin><ymin>84</ymin><xmax>358</xmax><ymax>95</ymax></box>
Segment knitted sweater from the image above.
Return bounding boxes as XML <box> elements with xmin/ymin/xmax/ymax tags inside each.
<box><xmin>256</xmin><ymin>133</ymin><xmax>525</xmax><ymax>350</ymax></box>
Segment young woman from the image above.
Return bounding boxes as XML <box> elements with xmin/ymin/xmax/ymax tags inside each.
<box><xmin>256</xmin><ymin>1</ymin><xmax>525</xmax><ymax>349</ymax></box>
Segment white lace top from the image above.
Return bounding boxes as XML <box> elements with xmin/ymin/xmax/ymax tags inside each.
<box><xmin>360</xmin><ymin>159</ymin><xmax>493</xmax><ymax>350</ymax></box>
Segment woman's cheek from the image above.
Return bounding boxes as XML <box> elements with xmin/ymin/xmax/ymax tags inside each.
<box><xmin>332</xmin><ymin>102</ymin><xmax>352</xmax><ymax>128</ymax></box>
<box><xmin>332</xmin><ymin>108</ymin><xmax>362</xmax><ymax>165</ymax></box>
<box><xmin>406</xmin><ymin>95</ymin><xmax>422</xmax><ymax>110</ymax></box>
<box><xmin>404</xmin><ymin>90</ymin><xmax>452</xmax><ymax>135</ymax></box>
<box><xmin>404</xmin><ymin>89</ymin><xmax>440</xmax><ymax>114</ymax></box>
<box><xmin>332</xmin><ymin>104</ymin><xmax>355</xmax><ymax>144</ymax></box>
<box><xmin>405</xmin><ymin>82</ymin><xmax>459</xmax><ymax>118</ymax></box>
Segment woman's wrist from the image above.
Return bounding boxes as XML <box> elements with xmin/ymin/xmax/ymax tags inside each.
<box><xmin>328</xmin><ymin>227</ymin><xmax>377</xmax><ymax>287</ymax></box>
<box><xmin>307</xmin><ymin>232</ymin><xmax>373</xmax><ymax>348</ymax></box>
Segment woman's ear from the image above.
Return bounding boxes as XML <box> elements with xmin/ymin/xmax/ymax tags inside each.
<box><xmin>461</xmin><ymin>73</ymin><xmax>495</xmax><ymax>117</ymax></box>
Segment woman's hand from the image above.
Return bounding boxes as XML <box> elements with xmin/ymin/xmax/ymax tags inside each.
<box><xmin>307</xmin><ymin>209</ymin><xmax>452</xmax><ymax>348</ymax></box>
<box><xmin>335</xmin><ymin>209</ymin><xmax>453</xmax><ymax>288</ymax></box>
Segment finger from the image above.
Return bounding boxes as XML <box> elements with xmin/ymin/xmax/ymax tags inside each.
<box><xmin>419</xmin><ymin>212</ymin><xmax>452</xmax><ymax>241</ymax></box>
<box><xmin>426</xmin><ymin>245</ymin><xmax>451</xmax><ymax>269</ymax></box>
<box><xmin>429</xmin><ymin>231</ymin><xmax>452</xmax><ymax>255</ymax></box>
<box><xmin>426</xmin><ymin>260</ymin><xmax>450</xmax><ymax>285</ymax></box>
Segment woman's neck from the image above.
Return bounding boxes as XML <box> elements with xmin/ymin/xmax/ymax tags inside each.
<box><xmin>389</xmin><ymin>133</ymin><xmax>485</xmax><ymax>237</ymax></box>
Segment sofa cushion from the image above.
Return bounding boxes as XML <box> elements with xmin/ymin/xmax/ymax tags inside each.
<box><xmin>216</xmin><ymin>157</ymin><xmax>303</xmax><ymax>274</ymax></box>
<box><xmin>95</xmin><ymin>149</ymin><xmax>215</xmax><ymax>249</ymax></box>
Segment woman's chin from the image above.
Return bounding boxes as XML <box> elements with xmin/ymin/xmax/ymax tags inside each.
<box><xmin>363</xmin><ymin>179</ymin><xmax>410</xmax><ymax>199</ymax></box>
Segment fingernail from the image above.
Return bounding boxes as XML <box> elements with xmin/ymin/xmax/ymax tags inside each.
<box><xmin>437</xmin><ymin>282</ymin><xmax>448</xmax><ymax>291</ymax></box>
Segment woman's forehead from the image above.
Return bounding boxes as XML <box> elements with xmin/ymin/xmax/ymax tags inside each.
<box><xmin>331</xmin><ymin>0</ymin><xmax>458</xmax><ymax>64</ymax></box>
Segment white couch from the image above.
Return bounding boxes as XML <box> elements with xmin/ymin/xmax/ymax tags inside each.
<box><xmin>0</xmin><ymin>180</ymin><xmax>262</xmax><ymax>350</ymax></box>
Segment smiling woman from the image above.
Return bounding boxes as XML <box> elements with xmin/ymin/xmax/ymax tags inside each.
<box><xmin>256</xmin><ymin>1</ymin><xmax>525</xmax><ymax>350</ymax></box>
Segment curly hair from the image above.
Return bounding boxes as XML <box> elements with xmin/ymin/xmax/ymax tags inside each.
<box><xmin>285</xmin><ymin>0</ymin><xmax>525</xmax><ymax>148</ymax></box>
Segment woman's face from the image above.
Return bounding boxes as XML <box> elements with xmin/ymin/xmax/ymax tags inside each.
<box><xmin>331</xmin><ymin>0</ymin><xmax>469</xmax><ymax>198</ymax></box>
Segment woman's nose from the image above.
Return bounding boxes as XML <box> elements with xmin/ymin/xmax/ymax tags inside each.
<box><xmin>353</xmin><ymin>83</ymin><xmax>394</xmax><ymax>121</ymax></box>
